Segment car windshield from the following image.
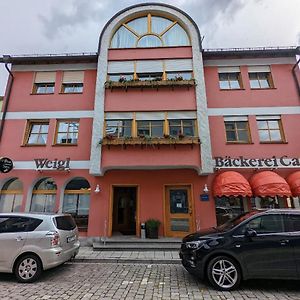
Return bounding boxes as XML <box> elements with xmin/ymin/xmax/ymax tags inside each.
<box><xmin>216</xmin><ymin>210</ymin><xmax>262</xmax><ymax>232</ymax></box>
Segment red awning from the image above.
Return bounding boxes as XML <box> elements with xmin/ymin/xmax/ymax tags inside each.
<box><xmin>249</xmin><ymin>171</ymin><xmax>291</xmax><ymax>197</ymax></box>
<box><xmin>287</xmin><ymin>171</ymin><xmax>300</xmax><ymax>196</ymax></box>
<box><xmin>213</xmin><ymin>171</ymin><xmax>252</xmax><ymax>197</ymax></box>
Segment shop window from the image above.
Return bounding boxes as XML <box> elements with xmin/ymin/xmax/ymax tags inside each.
<box><xmin>61</xmin><ymin>71</ymin><xmax>84</xmax><ymax>93</ymax></box>
<box><xmin>105</xmin><ymin>120</ymin><xmax>132</xmax><ymax>138</ymax></box>
<box><xmin>225</xmin><ymin>120</ymin><xmax>251</xmax><ymax>143</ymax></box>
<box><xmin>24</xmin><ymin>120</ymin><xmax>49</xmax><ymax>145</ymax></box>
<box><xmin>30</xmin><ymin>178</ymin><xmax>56</xmax><ymax>213</ymax></box>
<box><xmin>219</xmin><ymin>73</ymin><xmax>242</xmax><ymax>89</ymax></box>
<box><xmin>33</xmin><ymin>71</ymin><xmax>56</xmax><ymax>94</ymax></box>
<box><xmin>63</xmin><ymin>178</ymin><xmax>90</xmax><ymax>231</ymax></box>
<box><xmin>111</xmin><ymin>14</ymin><xmax>190</xmax><ymax>48</ymax></box>
<box><xmin>257</xmin><ymin>117</ymin><xmax>285</xmax><ymax>143</ymax></box>
<box><xmin>137</xmin><ymin>120</ymin><xmax>164</xmax><ymax>137</ymax></box>
<box><xmin>169</xmin><ymin>119</ymin><xmax>196</xmax><ymax>137</ymax></box>
<box><xmin>55</xmin><ymin>120</ymin><xmax>79</xmax><ymax>145</ymax></box>
<box><xmin>0</xmin><ymin>178</ymin><xmax>23</xmax><ymax>213</ymax></box>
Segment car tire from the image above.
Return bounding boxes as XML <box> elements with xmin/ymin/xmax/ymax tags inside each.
<box><xmin>14</xmin><ymin>254</ymin><xmax>42</xmax><ymax>283</ymax></box>
<box><xmin>207</xmin><ymin>256</ymin><xmax>241</xmax><ymax>291</ymax></box>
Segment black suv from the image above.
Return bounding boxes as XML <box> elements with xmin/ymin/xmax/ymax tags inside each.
<box><xmin>180</xmin><ymin>209</ymin><xmax>300</xmax><ymax>291</ymax></box>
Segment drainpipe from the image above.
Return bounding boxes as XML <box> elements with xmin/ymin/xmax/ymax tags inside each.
<box><xmin>0</xmin><ymin>55</ymin><xmax>14</xmax><ymax>142</ymax></box>
<box><xmin>292</xmin><ymin>57</ymin><xmax>300</xmax><ymax>97</ymax></box>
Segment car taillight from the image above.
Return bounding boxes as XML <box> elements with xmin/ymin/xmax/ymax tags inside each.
<box><xmin>51</xmin><ymin>231</ymin><xmax>60</xmax><ymax>247</ymax></box>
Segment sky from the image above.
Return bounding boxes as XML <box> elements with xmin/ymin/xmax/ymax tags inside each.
<box><xmin>0</xmin><ymin>0</ymin><xmax>299</xmax><ymax>95</ymax></box>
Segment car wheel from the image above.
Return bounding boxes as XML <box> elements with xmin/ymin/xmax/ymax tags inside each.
<box><xmin>207</xmin><ymin>256</ymin><xmax>241</xmax><ymax>291</ymax></box>
<box><xmin>14</xmin><ymin>254</ymin><xmax>42</xmax><ymax>283</ymax></box>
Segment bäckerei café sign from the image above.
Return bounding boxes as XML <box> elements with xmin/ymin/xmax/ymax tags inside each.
<box><xmin>215</xmin><ymin>156</ymin><xmax>300</xmax><ymax>169</ymax></box>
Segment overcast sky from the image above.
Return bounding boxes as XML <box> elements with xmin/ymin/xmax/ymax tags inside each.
<box><xmin>0</xmin><ymin>0</ymin><xmax>299</xmax><ymax>95</ymax></box>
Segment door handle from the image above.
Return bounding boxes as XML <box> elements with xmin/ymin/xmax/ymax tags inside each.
<box><xmin>16</xmin><ymin>236</ymin><xmax>24</xmax><ymax>242</ymax></box>
<box><xmin>280</xmin><ymin>239</ymin><xmax>289</xmax><ymax>245</ymax></box>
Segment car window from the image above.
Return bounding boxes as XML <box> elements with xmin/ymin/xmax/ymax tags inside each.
<box><xmin>0</xmin><ymin>217</ymin><xmax>42</xmax><ymax>233</ymax></box>
<box><xmin>54</xmin><ymin>216</ymin><xmax>76</xmax><ymax>231</ymax></box>
<box><xmin>236</xmin><ymin>214</ymin><xmax>284</xmax><ymax>235</ymax></box>
<box><xmin>286</xmin><ymin>214</ymin><xmax>300</xmax><ymax>232</ymax></box>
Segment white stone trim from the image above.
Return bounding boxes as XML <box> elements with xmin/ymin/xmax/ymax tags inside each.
<box><xmin>13</xmin><ymin>160</ymin><xmax>90</xmax><ymax>170</ymax></box>
<box><xmin>12</xmin><ymin>63</ymin><xmax>97</xmax><ymax>72</ymax></box>
<box><xmin>208</xmin><ymin>106</ymin><xmax>300</xmax><ymax>116</ymax></box>
<box><xmin>90</xmin><ymin>4</ymin><xmax>214</xmax><ymax>175</ymax></box>
<box><xmin>204</xmin><ymin>57</ymin><xmax>296</xmax><ymax>67</ymax></box>
<box><xmin>3</xmin><ymin>111</ymin><xmax>94</xmax><ymax>119</ymax></box>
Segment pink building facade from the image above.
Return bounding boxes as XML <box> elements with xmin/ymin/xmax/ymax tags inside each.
<box><xmin>0</xmin><ymin>4</ymin><xmax>300</xmax><ymax>242</ymax></box>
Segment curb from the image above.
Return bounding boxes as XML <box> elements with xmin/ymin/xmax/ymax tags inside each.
<box><xmin>73</xmin><ymin>258</ymin><xmax>181</xmax><ymax>264</ymax></box>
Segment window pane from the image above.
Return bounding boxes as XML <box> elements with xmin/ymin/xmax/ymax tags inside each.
<box><xmin>260</xmin><ymin>79</ymin><xmax>270</xmax><ymax>88</ymax></box>
<box><xmin>163</xmin><ymin>23</ymin><xmax>189</xmax><ymax>46</ymax></box>
<box><xmin>31</xmin><ymin>124</ymin><xmax>41</xmax><ymax>133</ymax></box>
<box><xmin>250</xmin><ymin>79</ymin><xmax>260</xmax><ymax>88</ymax></box>
<box><xmin>58</xmin><ymin>122</ymin><xmax>69</xmax><ymax>132</ymax></box>
<box><xmin>236</xmin><ymin>122</ymin><xmax>247</xmax><ymax>130</ymax></box>
<box><xmin>37</xmin><ymin>134</ymin><xmax>47</xmax><ymax>144</ymax></box>
<box><xmin>259</xmin><ymin>130</ymin><xmax>270</xmax><ymax>141</ymax></box>
<box><xmin>268</xmin><ymin>120</ymin><xmax>280</xmax><ymax>129</ymax></box>
<box><xmin>151</xmin><ymin>16</ymin><xmax>173</xmax><ymax>34</ymax></box>
<box><xmin>257</xmin><ymin>120</ymin><xmax>268</xmax><ymax>129</ymax></box>
<box><xmin>237</xmin><ymin>130</ymin><xmax>249</xmax><ymax>142</ymax></box>
<box><xmin>169</xmin><ymin>126</ymin><xmax>181</xmax><ymax>136</ymax></box>
<box><xmin>111</xmin><ymin>26</ymin><xmax>136</xmax><ymax>48</ymax></box>
<box><xmin>28</xmin><ymin>134</ymin><xmax>38</xmax><ymax>144</ymax></box>
<box><xmin>229</xmin><ymin>79</ymin><xmax>240</xmax><ymax>89</ymax></box>
<box><xmin>45</xmin><ymin>195</ymin><xmax>56</xmax><ymax>213</ymax></box>
<box><xmin>78</xmin><ymin>194</ymin><xmax>90</xmax><ymax>216</ymax></box>
<box><xmin>219</xmin><ymin>81</ymin><xmax>230</xmax><ymax>89</ymax></box>
<box><xmin>137</xmin><ymin>128</ymin><xmax>150</xmax><ymax>136</ymax></box>
<box><xmin>151</xmin><ymin>126</ymin><xmax>163</xmax><ymax>137</ymax></box>
<box><xmin>127</xmin><ymin>17</ymin><xmax>147</xmax><ymax>35</ymax></box>
<box><xmin>246</xmin><ymin>215</ymin><xmax>284</xmax><ymax>234</ymax></box>
<box><xmin>270</xmin><ymin>130</ymin><xmax>282</xmax><ymax>141</ymax></box>
<box><xmin>182</xmin><ymin>120</ymin><xmax>193</xmax><ymax>127</ymax></box>
<box><xmin>13</xmin><ymin>195</ymin><xmax>22</xmax><ymax>212</ymax></box>
<box><xmin>0</xmin><ymin>194</ymin><xmax>14</xmax><ymax>212</ymax></box>
<box><xmin>40</xmin><ymin>124</ymin><xmax>49</xmax><ymax>133</ymax></box>
<box><xmin>46</xmin><ymin>85</ymin><xmax>55</xmax><ymax>93</ymax></box>
<box><xmin>226</xmin><ymin>131</ymin><xmax>237</xmax><ymax>141</ymax></box>
<box><xmin>137</xmin><ymin>35</ymin><xmax>162</xmax><ymax>48</ymax></box>
<box><xmin>183</xmin><ymin>126</ymin><xmax>194</xmax><ymax>136</ymax></box>
<box><xmin>169</xmin><ymin>189</ymin><xmax>188</xmax><ymax>214</ymax></box>
<box><xmin>63</xmin><ymin>194</ymin><xmax>77</xmax><ymax>214</ymax></box>
<box><xmin>169</xmin><ymin>120</ymin><xmax>181</xmax><ymax>126</ymax></box>
<box><xmin>31</xmin><ymin>194</ymin><xmax>46</xmax><ymax>212</ymax></box>
<box><xmin>225</xmin><ymin>122</ymin><xmax>235</xmax><ymax>130</ymax></box>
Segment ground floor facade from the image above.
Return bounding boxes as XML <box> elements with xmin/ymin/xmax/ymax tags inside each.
<box><xmin>1</xmin><ymin>167</ymin><xmax>299</xmax><ymax>240</ymax></box>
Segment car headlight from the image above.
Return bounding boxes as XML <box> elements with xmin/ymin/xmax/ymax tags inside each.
<box><xmin>185</xmin><ymin>240</ymin><xmax>206</xmax><ymax>249</ymax></box>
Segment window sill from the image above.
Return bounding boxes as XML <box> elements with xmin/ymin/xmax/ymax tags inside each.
<box><xmin>59</xmin><ymin>92</ymin><xmax>83</xmax><ymax>95</ymax></box>
<box><xmin>52</xmin><ymin>143</ymin><xmax>78</xmax><ymax>146</ymax></box>
<box><xmin>226</xmin><ymin>141</ymin><xmax>254</xmax><ymax>144</ymax></box>
<box><xmin>250</xmin><ymin>87</ymin><xmax>276</xmax><ymax>90</ymax></box>
<box><xmin>259</xmin><ymin>141</ymin><xmax>288</xmax><ymax>144</ymax></box>
<box><xmin>21</xmin><ymin>144</ymin><xmax>47</xmax><ymax>147</ymax></box>
<box><xmin>219</xmin><ymin>88</ymin><xmax>245</xmax><ymax>91</ymax></box>
<box><xmin>30</xmin><ymin>93</ymin><xmax>55</xmax><ymax>95</ymax></box>
<box><xmin>100</xmin><ymin>136</ymin><xmax>200</xmax><ymax>146</ymax></box>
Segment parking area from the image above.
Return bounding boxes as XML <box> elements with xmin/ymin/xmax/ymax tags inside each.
<box><xmin>0</xmin><ymin>262</ymin><xmax>300</xmax><ymax>300</ymax></box>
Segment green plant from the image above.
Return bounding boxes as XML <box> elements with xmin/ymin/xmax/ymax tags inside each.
<box><xmin>145</xmin><ymin>219</ymin><xmax>161</xmax><ymax>229</ymax></box>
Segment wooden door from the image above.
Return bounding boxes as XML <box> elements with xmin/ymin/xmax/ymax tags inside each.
<box><xmin>165</xmin><ymin>186</ymin><xmax>194</xmax><ymax>237</ymax></box>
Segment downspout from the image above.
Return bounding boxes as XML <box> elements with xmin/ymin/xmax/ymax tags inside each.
<box><xmin>0</xmin><ymin>55</ymin><xmax>14</xmax><ymax>142</ymax></box>
<box><xmin>292</xmin><ymin>57</ymin><xmax>300</xmax><ymax>97</ymax></box>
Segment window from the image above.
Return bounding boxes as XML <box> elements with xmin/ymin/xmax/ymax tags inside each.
<box><xmin>166</xmin><ymin>72</ymin><xmax>193</xmax><ymax>80</ymax></box>
<box><xmin>61</xmin><ymin>71</ymin><xmax>84</xmax><ymax>93</ymax></box>
<box><xmin>55</xmin><ymin>120</ymin><xmax>79</xmax><ymax>145</ymax></box>
<box><xmin>30</xmin><ymin>178</ymin><xmax>56</xmax><ymax>213</ymax></box>
<box><xmin>169</xmin><ymin>119</ymin><xmax>196</xmax><ymax>137</ymax></box>
<box><xmin>33</xmin><ymin>72</ymin><xmax>56</xmax><ymax>94</ymax></box>
<box><xmin>63</xmin><ymin>178</ymin><xmax>90</xmax><ymax>230</ymax></box>
<box><xmin>257</xmin><ymin>117</ymin><xmax>285</xmax><ymax>143</ymax></box>
<box><xmin>0</xmin><ymin>217</ymin><xmax>42</xmax><ymax>233</ymax></box>
<box><xmin>105</xmin><ymin>120</ymin><xmax>132</xmax><ymax>137</ymax></box>
<box><xmin>25</xmin><ymin>121</ymin><xmax>49</xmax><ymax>145</ymax></box>
<box><xmin>111</xmin><ymin>14</ymin><xmax>190</xmax><ymax>48</ymax></box>
<box><xmin>0</xmin><ymin>178</ymin><xmax>23</xmax><ymax>213</ymax></box>
<box><xmin>286</xmin><ymin>215</ymin><xmax>300</xmax><ymax>232</ymax></box>
<box><xmin>224</xmin><ymin>120</ymin><xmax>251</xmax><ymax>143</ymax></box>
<box><xmin>241</xmin><ymin>215</ymin><xmax>284</xmax><ymax>234</ymax></box>
<box><xmin>108</xmin><ymin>74</ymin><xmax>134</xmax><ymax>82</ymax></box>
<box><xmin>248</xmin><ymin>66</ymin><xmax>273</xmax><ymax>89</ymax></box>
<box><xmin>137</xmin><ymin>121</ymin><xmax>164</xmax><ymax>137</ymax></box>
<box><xmin>137</xmin><ymin>72</ymin><xmax>163</xmax><ymax>81</ymax></box>
<box><xmin>219</xmin><ymin>73</ymin><xmax>241</xmax><ymax>89</ymax></box>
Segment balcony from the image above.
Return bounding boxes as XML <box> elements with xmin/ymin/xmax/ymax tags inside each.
<box><xmin>100</xmin><ymin>135</ymin><xmax>200</xmax><ymax>148</ymax></box>
<box><xmin>104</xmin><ymin>79</ymin><xmax>196</xmax><ymax>91</ymax></box>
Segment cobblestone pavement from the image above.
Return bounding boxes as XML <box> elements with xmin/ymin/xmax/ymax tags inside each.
<box><xmin>1</xmin><ymin>262</ymin><xmax>300</xmax><ymax>300</ymax></box>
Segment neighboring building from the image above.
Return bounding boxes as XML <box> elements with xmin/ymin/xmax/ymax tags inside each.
<box><xmin>0</xmin><ymin>3</ymin><xmax>299</xmax><ymax>240</ymax></box>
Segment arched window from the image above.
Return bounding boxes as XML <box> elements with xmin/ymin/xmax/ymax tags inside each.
<box><xmin>30</xmin><ymin>178</ymin><xmax>56</xmax><ymax>213</ymax></box>
<box><xmin>63</xmin><ymin>178</ymin><xmax>90</xmax><ymax>231</ymax></box>
<box><xmin>0</xmin><ymin>178</ymin><xmax>23</xmax><ymax>212</ymax></box>
<box><xmin>111</xmin><ymin>14</ymin><xmax>190</xmax><ymax>48</ymax></box>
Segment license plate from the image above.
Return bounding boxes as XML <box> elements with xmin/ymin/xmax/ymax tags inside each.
<box><xmin>67</xmin><ymin>236</ymin><xmax>76</xmax><ymax>243</ymax></box>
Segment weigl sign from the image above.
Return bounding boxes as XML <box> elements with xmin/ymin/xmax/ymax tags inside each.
<box><xmin>34</xmin><ymin>158</ymin><xmax>70</xmax><ymax>171</ymax></box>
<box><xmin>215</xmin><ymin>156</ymin><xmax>300</xmax><ymax>169</ymax></box>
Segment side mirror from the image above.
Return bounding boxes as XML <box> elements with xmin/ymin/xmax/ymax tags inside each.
<box><xmin>245</xmin><ymin>228</ymin><xmax>257</xmax><ymax>238</ymax></box>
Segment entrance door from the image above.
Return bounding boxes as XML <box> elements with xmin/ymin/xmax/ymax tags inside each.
<box><xmin>112</xmin><ymin>187</ymin><xmax>136</xmax><ymax>235</ymax></box>
<box><xmin>165</xmin><ymin>186</ymin><xmax>193</xmax><ymax>237</ymax></box>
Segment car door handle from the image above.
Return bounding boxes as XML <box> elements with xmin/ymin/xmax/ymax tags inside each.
<box><xmin>280</xmin><ymin>239</ymin><xmax>289</xmax><ymax>245</ymax></box>
<box><xmin>16</xmin><ymin>236</ymin><xmax>24</xmax><ymax>242</ymax></box>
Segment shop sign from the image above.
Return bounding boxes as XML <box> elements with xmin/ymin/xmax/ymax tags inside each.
<box><xmin>34</xmin><ymin>158</ymin><xmax>70</xmax><ymax>171</ymax></box>
<box><xmin>200</xmin><ymin>194</ymin><xmax>209</xmax><ymax>201</ymax></box>
<box><xmin>215</xmin><ymin>156</ymin><xmax>300</xmax><ymax>169</ymax></box>
<box><xmin>0</xmin><ymin>157</ymin><xmax>13</xmax><ymax>173</ymax></box>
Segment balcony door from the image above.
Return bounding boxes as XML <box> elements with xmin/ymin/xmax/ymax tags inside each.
<box><xmin>165</xmin><ymin>185</ymin><xmax>194</xmax><ymax>237</ymax></box>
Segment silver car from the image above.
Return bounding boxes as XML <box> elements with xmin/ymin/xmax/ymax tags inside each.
<box><xmin>0</xmin><ymin>213</ymin><xmax>80</xmax><ymax>283</ymax></box>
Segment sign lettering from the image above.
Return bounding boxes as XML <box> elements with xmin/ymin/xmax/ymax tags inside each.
<box><xmin>34</xmin><ymin>158</ymin><xmax>70</xmax><ymax>171</ymax></box>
